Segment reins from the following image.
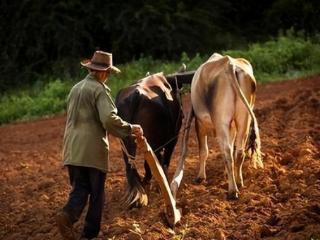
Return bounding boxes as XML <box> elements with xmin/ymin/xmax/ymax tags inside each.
<box><xmin>152</xmin><ymin>124</ymin><xmax>191</xmax><ymax>153</ymax></box>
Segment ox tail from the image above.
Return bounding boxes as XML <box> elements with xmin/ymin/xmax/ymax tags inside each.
<box><xmin>120</xmin><ymin>137</ymin><xmax>149</xmax><ymax>209</ymax></box>
<box><xmin>230</xmin><ymin>64</ymin><xmax>263</xmax><ymax>168</ymax></box>
<box><xmin>170</xmin><ymin>104</ymin><xmax>194</xmax><ymax>198</ymax></box>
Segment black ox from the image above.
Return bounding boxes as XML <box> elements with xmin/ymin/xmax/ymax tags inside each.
<box><xmin>115</xmin><ymin>69</ymin><xmax>194</xmax><ymax>208</ymax></box>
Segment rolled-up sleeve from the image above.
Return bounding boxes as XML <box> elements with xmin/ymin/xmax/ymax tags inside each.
<box><xmin>96</xmin><ymin>90</ymin><xmax>132</xmax><ymax>138</ymax></box>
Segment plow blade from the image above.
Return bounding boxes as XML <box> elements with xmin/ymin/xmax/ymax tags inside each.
<box><xmin>136</xmin><ymin>136</ymin><xmax>181</xmax><ymax>227</ymax></box>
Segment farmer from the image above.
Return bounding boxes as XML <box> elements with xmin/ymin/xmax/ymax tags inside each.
<box><xmin>56</xmin><ymin>50</ymin><xmax>143</xmax><ymax>240</ymax></box>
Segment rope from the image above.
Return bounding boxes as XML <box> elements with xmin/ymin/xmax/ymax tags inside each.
<box><xmin>119</xmin><ymin>139</ymin><xmax>137</xmax><ymax>168</ymax></box>
<box><xmin>152</xmin><ymin>124</ymin><xmax>191</xmax><ymax>153</ymax></box>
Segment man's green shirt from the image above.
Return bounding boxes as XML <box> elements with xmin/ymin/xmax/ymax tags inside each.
<box><xmin>63</xmin><ymin>73</ymin><xmax>132</xmax><ymax>172</ymax></box>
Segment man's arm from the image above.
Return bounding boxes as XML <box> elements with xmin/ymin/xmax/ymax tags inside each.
<box><xmin>96</xmin><ymin>90</ymin><xmax>143</xmax><ymax>138</ymax></box>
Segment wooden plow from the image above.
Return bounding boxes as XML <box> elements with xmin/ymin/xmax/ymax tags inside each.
<box><xmin>135</xmin><ymin>136</ymin><xmax>181</xmax><ymax>228</ymax></box>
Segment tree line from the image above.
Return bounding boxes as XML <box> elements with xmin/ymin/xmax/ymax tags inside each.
<box><xmin>0</xmin><ymin>0</ymin><xmax>319</xmax><ymax>91</ymax></box>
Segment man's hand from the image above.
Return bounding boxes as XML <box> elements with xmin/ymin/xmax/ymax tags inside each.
<box><xmin>131</xmin><ymin>124</ymin><xmax>143</xmax><ymax>138</ymax></box>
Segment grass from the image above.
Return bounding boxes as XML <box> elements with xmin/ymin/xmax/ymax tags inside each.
<box><xmin>1</xmin><ymin>32</ymin><xmax>320</xmax><ymax>124</ymax></box>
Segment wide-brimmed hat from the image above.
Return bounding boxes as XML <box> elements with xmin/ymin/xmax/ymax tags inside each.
<box><xmin>81</xmin><ymin>51</ymin><xmax>121</xmax><ymax>73</ymax></box>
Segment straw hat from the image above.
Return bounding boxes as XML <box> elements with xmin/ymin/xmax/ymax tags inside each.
<box><xmin>81</xmin><ymin>51</ymin><xmax>121</xmax><ymax>73</ymax></box>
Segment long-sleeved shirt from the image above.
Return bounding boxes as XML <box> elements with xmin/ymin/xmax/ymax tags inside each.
<box><xmin>63</xmin><ymin>73</ymin><xmax>132</xmax><ymax>172</ymax></box>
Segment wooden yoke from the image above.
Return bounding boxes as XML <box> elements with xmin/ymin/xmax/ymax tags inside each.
<box><xmin>135</xmin><ymin>136</ymin><xmax>181</xmax><ymax>227</ymax></box>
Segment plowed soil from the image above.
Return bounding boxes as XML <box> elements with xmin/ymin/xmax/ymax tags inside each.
<box><xmin>1</xmin><ymin>76</ymin><xmax>320</xmax><ymax>240</ymax></box>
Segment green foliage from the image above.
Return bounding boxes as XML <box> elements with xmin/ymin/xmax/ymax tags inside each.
<box><xmin>1</xmin><ymin>33</ymin><xmax>320</xmax><ymax>124</ymax></box>
<box><xmin>223</xmin><ymin>31</ymin><xmax>320</xmax><ymax>82</ymax></box>
<box><xmin>0</xmin><ymin>54</ymin><xmax>205</xmax><ymax>124</ymax></box>
<box><xmin>0</xmin><ymin>80</ymin><xmax>71</xmax><ymax>124</ymax></box>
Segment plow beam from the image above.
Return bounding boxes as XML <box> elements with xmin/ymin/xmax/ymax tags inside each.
<box><xmin>136</xmin><ymin>136</ymin><xmax>181</xmax><ymax>227</ymax></box>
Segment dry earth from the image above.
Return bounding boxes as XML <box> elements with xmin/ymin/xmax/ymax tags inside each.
<box><xmin>1</xmin><ymin>76</ymin><xmax>320</xmax><ymax>240</ymax></box>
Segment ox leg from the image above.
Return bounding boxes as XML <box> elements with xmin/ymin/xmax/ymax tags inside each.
<box><xmin>234</xmin><ymin>114</ymin><xmax>250</xmax><ymax>188</ymax></box>
<box><xmin>143</xmin><ymin>151</ymin><xmax>162</xmax><ymax>185</ymax></box>
<box><xmin>162</xmin><ymin>139</ymin><xmax>178</xmax><ymax>179</ymax></box>
<box><xmin>233</xmin><ymin>147</ymin><xmax>245</xmax><ymax>188</ymax></box>
<box><xmin>143</xmin><ymin>151</ymin><xmax>163</xmax><ymax>194</ymax></box>
<box><xmin>216</xmin><ymin>122</ymin><xmax>239</xmax><ymax>200</ymax></box>
<box><xmin>143</xmin><ymin>160</ymin><xmax>152</xmax><ymax>185</ymax></box>
<box><xmin>195</xmin><ymin>119</ymin><xmax>208</xmax><ymax>183</ymax></box>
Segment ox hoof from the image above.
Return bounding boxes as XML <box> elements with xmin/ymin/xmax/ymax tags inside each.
<box><xmin>194</xmin><ymin>177</ymin><xmax>206</xmax><ymax>184</ymax></box>
<box><xmin>227</xmin><ymin>191</ymin><xmax>239</xmax><ymax>200</ymax></box>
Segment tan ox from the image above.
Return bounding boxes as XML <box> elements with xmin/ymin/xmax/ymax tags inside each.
<box><xmin>171</xmin><ymin>53</ymin><xmax>263</xmax><ymax>200</ymax></box>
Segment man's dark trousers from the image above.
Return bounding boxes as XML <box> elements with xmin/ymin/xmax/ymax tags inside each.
<box><xmin>63</xmin><ymin>165</ymin><xmax>106</xmax><ymax>239</ymax></box>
